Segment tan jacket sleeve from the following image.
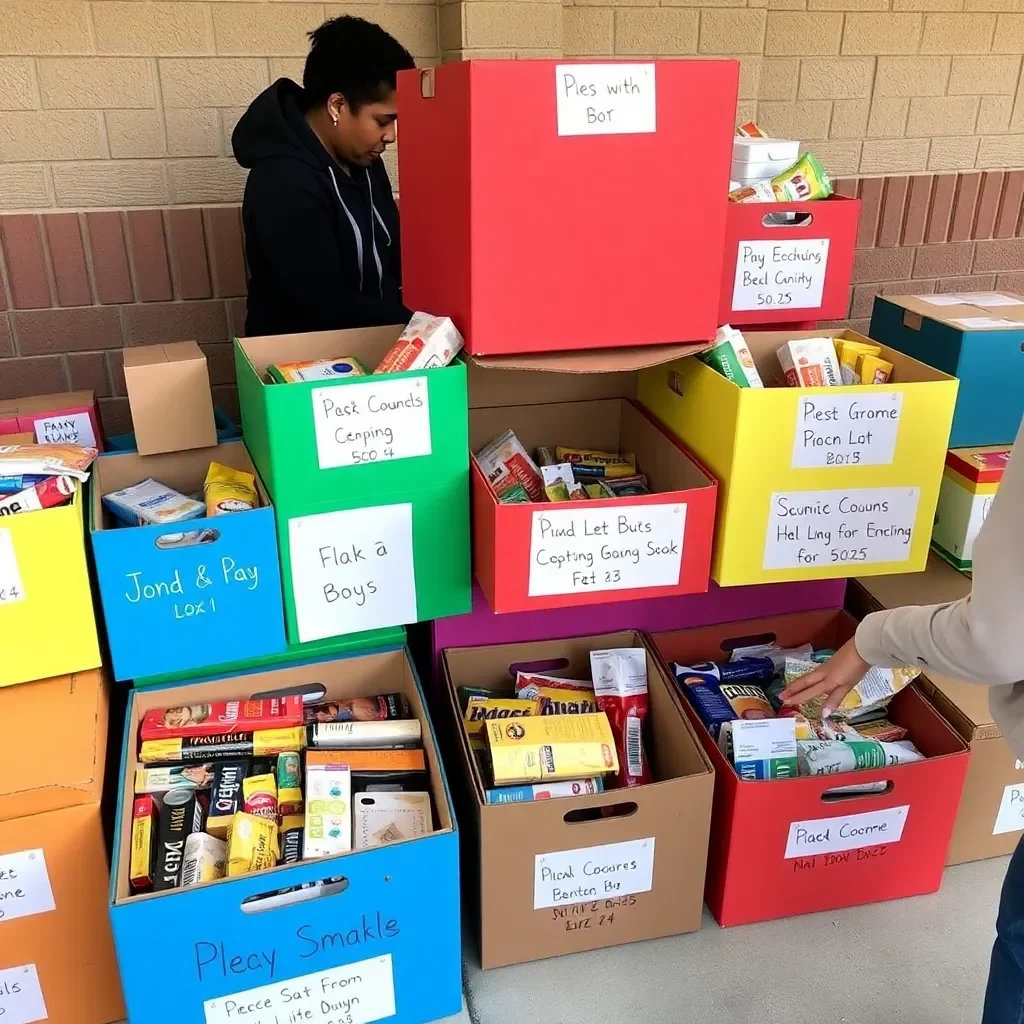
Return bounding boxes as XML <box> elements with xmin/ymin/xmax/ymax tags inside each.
<box><xmin>854</xmin><ymin>415</ymin><xmax>1024</xmax><ymax>687</ymax></box>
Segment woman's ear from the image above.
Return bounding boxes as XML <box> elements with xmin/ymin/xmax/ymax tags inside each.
<box><xmin>327</xmin><ymin>92</ymin><xmax>348</xmax><ymax>125</ymax></box>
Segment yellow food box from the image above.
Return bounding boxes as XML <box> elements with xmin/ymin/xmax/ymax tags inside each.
<box><xmin>463</xmin><ymin>697</ymin><xmax>541</xmax><ymax>738</ymax></box>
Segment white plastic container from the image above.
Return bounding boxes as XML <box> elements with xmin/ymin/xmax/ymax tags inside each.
<box><xmin>732</xmin><ymin>137</ymin><xmax>800</xmax><ymax>185</ymax></box>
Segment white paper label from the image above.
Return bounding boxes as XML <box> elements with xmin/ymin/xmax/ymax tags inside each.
<box><xmin>0</xmin><ymin>529</ymin><xmax>25</xmax><ymax>605</ymax></box>
<box><xmin>0</xmin><ymin>965</ymin><xmax>47</xmax><ymax>1024</ymax></box>
<box><xmin>763</xmin><ymin>486</ymin><xmax>919</xmax><ymax>570</ymax></box>
<box><xmin>534</xmin><ymin>838</ymin><xmax>655</xmax><ymax>910</ymax></box>
<box><xmin>32</xmin><ymin>411</ymin><xmax>95</xmax><ymax>448</ymax></box>
<box><xmin>528</xmin><ymin>503</ymin><xmax>685</xmax><ymax>597</ymax></box>
<box><xmin>993</xmin><ymin>784</ymin><xmax>1024</xmax><ymax>835</ymax></box>
<box><xmin>203</xmin><ymin>954</ymin><xmax>395</xmax><ymax>1024</ymax></box>
<box><xmin>785</xmin><ymin>805</ymin><xmax>909</xmax><ymax>858</ymax></box>
<box><xmin>951</xmin><ymin>316</ymin><xmax>1021</xmax><ymax>329</ymax></box>
<box><xmin>311</xmin><ymin>377</ymin><xmax>431</xmax><ymax>470</ymax></box>
<box><xmin>956</xmin><ymin>292</ymin><xmax>1020</xmax><ymax>307</ymax></box>
<box><xmin>917</xmin><ymin>294</ymin><xmax>964</xmax><ymax>306</ymax></box>
<box><xmin>791</xmin><ymin>392</ymin><xmax>903</xmax><ymax>469</ymax></box>
<box><xmin>555</xmin><ymin>63</ymin><xmax>655</xmax><ymax>137</ymax></box>
<box><xmin>0</xmin><ymin>850</ymin><xmax>55</xmax><ymax>923</ymax></box>
<box><xmin>289</xmin><ymin>503</ymin><xmax>417</xmax><ymax>644</ymax></box>
<box><xmin>731</xmin><ymin>238</ymin><xmax>829</xmax><ymax>312</ymax></box>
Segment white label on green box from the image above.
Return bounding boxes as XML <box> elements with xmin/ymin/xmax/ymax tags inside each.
<box><xmin>785</xmin><ymin>805</ymin><xmax>909</xmax><ymax>858</ymax></box>
<box><xmin>993</xmin><ymin>784</ymin><xmax>1024</xmax><ymax>836</ymax></box>
<box><xmin>0</xmin><ymin>850</ymin><xmax>55</xmax><ymax>923</ymax></box>
<box><xmin>534</xmin><ymin>838</ymin><xmax>655</xmax><ymax>910</ymax></box>
<box><xmin>555</xmin><ymin>63</ymin><xmax>655</xmax><ymax>137</ymax></box>
<box><xmin>791</xmin><ymin>391</ymin><xmax>903</xmax><ymax>469</ymax></box>
<box><xmin>0</xmin><ymin>529</ymin><xmax>25</xmax><ymax>605</ymax></box>
<box><xmin>731</xmin><ymin>238</ymin><xmax>829</xmax><ymax>312</ymax></box>
<box><xmin>289</xmin><ymin>503</ymin><xmax>417</xmax><ymax>644</ymax></box>
<box><xmin>528</xmin><ymin>502</ymin><xmax>685</xmax><ymax>597</ymax></box>
<box><xmin>763</xmin><ymin>486</ymin><xmax>920</xmax><ymax>570</ymax></box>
<box><xmin>311</xmin><ymin>376</ymin><xmax>431</xmax><ymax>470</ymax></box>
<box><xmin>0</xmin><ymin>965</ymin><xmax>47</xmax><ymax>1024</ymax></box>
<box><xmin>203</xmin><ymin>954</ymin><xmax>395</xmax><ymax>1024</ymax></box>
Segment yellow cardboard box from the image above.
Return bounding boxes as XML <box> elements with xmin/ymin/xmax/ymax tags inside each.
<box><xmin>639</xmin><ymin>330</ymin><xmax>958</xmax><ymax>586</ymax></box>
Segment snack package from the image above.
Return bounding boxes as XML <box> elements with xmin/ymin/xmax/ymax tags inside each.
<box><xmin>853</xmin><ymin>719</ymin><xmax>908</xmax><ymax>743</ymax></box>
<box><xmin>204</xmin><ymin>462</ymin><xmax>258</xmax><ymax>517</ymax></box>
<box><xmin>719</xmin><ymin>682</ymin><xmax>775</xmax><ymax>721</ymax></box>
<box><xmin>584</xmin><ymin>481</ymin><xmax>616</xmax><ymax>499</ymax></box>
<box><xmin>129</xmin><ymin>795</ymin><xmax>157</xmax><ymax>892</ymax></box>
<box><xmin>784</xmin><ymin>657</ymin><xmax>920</xmax><ymax>722</ymax></box>
<box><xmin>141</xmin><ymin>696</ymin><xmax>304</xmax><ymax>741</ymax></box>
<box><xmin>486</xmin><ymin>713</ymin><xmax>619</xmax><ymax>785</ymax></box>
<box><xmin>603</xmin><ymin>474</ymin><xmax>650</xmax><ymax>497</ymax></box>
<box><xmin>206</xmin><ymin>760</ymin><xmax>249</xmax><ymax>838</ymax></box>
<box><xmin>0</xmin><ymin>443</ymin><xmax>98</xmax><ymax>481</ymax></box>
<box><xmin>541</xmin><ymin>463</ymin><xmax>587</xmax><ymax>502</ymax></box>
<box><xmin>699</xmin><ymin>325</ymin><xmax>764</xmax><ymax>388</ymax></box>
<box><xmin>672</xmin><ymin>658</ymin><xmax>774</xmax><ymax>737</ymax></box>
<box><xmin>242</xmin><ymin>773</ymin><xmax>278</xmax><ymax>821</ymax></box>
<box><xmin>140</xmin><ymin>726</ymin><xmax>305</xmax><ymax>763</ymax></box>
<box><xmin>533</xmin><ymin>689</ymin><xmax>599</xmax><ymax>716</ymax></box>
<box><xmin>266</xmin><ymin>357</ymin><xmax>367</xmax><ymax>383</ymax></box>
<box><xmin>777</xmin><ymin>337</ymin><xmax>842</xmax><ymax>388</ymax></box>
<box><xmin>730</xmin><ymin>641</ymin><xmax>813</xmax><ymax>673</ymax></box>
<box><xmin>834</xmin><ymin>339</ymin><xmax>880</xmax><ymax>386</ymax></box>
<box><xmin>797</xmin><ymin>738</ymin><xmax>924</xmax><ymax>776</ymax></box>
<box><xmin>858</xmin><ymin>353</ymin><xmax>893</xmax><ymax>385</ymax></box>
<box><xmin>280</xmin><ymin>815</ymin><xmax>304</xmax><ymax>864</ymax></box>
<box><xmin>554</xmin><ymin>446</ymin><xmax>637</xmax><ymax>479</ymax></box>
<box><xmin>475</xmin><ymin>430</ymin><xmax>544</xmax><ymax>503</ymax></box>
<box><xmin>514</xmin><ymin>672</ymin><xmax>593</xmax><ymax>697</ymax></box>
<box><xmin>0</xmin><ymin>474</ymin><xmax>76</xmax><ymax>516</ymax></box>
<box><xmin>721</xmin><ymin>718</ymin><xmax>799</xmax><ymax>780</ymax></box>
<box><xmin>485</xmin><ymin>777</ymin><xmax>605</xmax><ymax>804</ymax></box>
<box><xmin>737</xmin><ymin>121</ymin><xmax>767</xmax><ymax>138</ymax></box>
<box><xmin>304</xmin><ymin>761</ymin><xmax>352</xmax><ymax>858</ymax></box>
<box><xmin>134</xmin><ymin>763</ymin><xmax>215</xmax><ymax>795</ymax></box>
<box><xmin>303</xmin><ymin>693</ymin><xmax>410</xmax><ymax>724</ymax></box>
<box><xmin>374</xmin><ymin>312</ymin><xmax>464</xmax><ymax>374</ymax></box>
<box><xmin>103</xmin><ymin>478</ymin><xmax>205</xmax><ymax>527</ymax></box>
<box><xmin>590</xmin><ymin>648</ymin><xmax>652</xmax><ymax>789</ymax></box>
<box><xmin>353</xmin><ymin>791</ymin><xmax>431</xmax><ymax>849</ymax></box>
<box><xmin>277</xmin><ymin>752</ymin><xmax>303</xmax><ymax>816</ymax></box>
<box><xmin>772</xmin><ymin>153</ymin><xmax>832</xmax><ymax>202</ymax></box>
<box><xmin>307</xmin><ymin>720</ymin><xmax>421</xmax><ymax>750</ymax></box>
<box><xmin>226</xmin><ymin>812</ymin><xmax>279</xmax><ymax>876</ymax></box>
<box><xmin>181</xmin><ymin>832</ymin><xmax>227</xmax><ymax>887</ymax></box>
<box><xmin>464</xmin><ymin>697</ymin><xmax>542</xmax><ymax>738</ymax></box>
<box><xmin>728</xmin><ymin>180</ymin><xmax>776</xmax><ymax>204</ymax></box>
<box><xmin>0</xmin><ymin>474</ymin><xmax>47</xmax><ymax>495</ymax></box>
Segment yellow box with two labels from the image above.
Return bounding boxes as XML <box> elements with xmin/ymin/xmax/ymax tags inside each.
<box><xmin>638</xmin><ymin>330</ymin><xmax>958</xmax><ymax>587</ymax></box>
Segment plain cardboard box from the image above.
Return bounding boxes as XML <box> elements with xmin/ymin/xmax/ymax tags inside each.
<box><xmin>848</xmin><ymin>554</ymin><xmax>1022</xmax><ymax>864</ymax></box>
<box><xmin>0</xmin><ymin>670</ymin><xmax>125</xmax><ymax>1024</ymax></box>
<box><xmin>442</xmin><ymin>630</ymin><xmax>714</xmax><ymax>968</ymax></box>
<box><xmin>123</xmin><ymin>341</ymin><xmax>217</xmax><ymax>455</ymax></box>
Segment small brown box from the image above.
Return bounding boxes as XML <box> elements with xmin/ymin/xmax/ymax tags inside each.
<box><xmin>123</xmin><ymin>341</ymin><xmax>217</xmax><ymax>455</ymax></box>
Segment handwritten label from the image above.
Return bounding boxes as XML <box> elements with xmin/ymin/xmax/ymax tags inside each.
<box><xmin>122</xmin><ymin>555</ymin><xmax>259</xmax><ymax>621</ymax></box>
<box><xmin>551</xmin><ymin>894</ymin><xmax>638</xmax><ymax>933</ymax></box>
<box><xmin>33</xmin><ymin>411</ymin><xmax>95</xmax><ymax>448</ymax></box>
<box><xmin>732</xmin><ymin>238</ymin><xmax>829</xmax><ymax>312</ymax></box>
<box><xmin>0</xmin><ymin>850</ymin><xmax>54</xmax><ymax>924</ymax></box>
<box><xmin>993</xmin><ymin>784</ymin><xmax>1024</xmax><ymax>836</ymax></box>
<box><xmin>203</xmin><ymin>954</ymin><xmax>395</xmax><ymax>1024</ymax></box>
<box><xmin>0</xmin><ymin>529</ymin><xmax>25</xmax><ymax>605</ymax></box>
<box><xmin>763</xmin><ymin>486</ymin><xmax>919</xmax><ymax>570</ymax></box>
<box><xmin>0</xmin><ymin>965</ymin><xmax>47</xmax><ymax>1024</ymax></box>
<box><xmin>289</xmin><ymin>503</ymin><xmax>416</xmax><ymax>644</ymax></box>
<box><xmin>312</xmin><ymin>377</ymin><xmax>431</xmax><ymax>470</ymax></box>
<box><xmin>555</xmin><ymin>63</ymin><xmax>655</xmax><ymax>137</ymax></box>
<box><xmin>534</xmin><ymin>838</ymin><xmax>655</xmax><ymax>910</ymax></box>
<box><xmin>785</xmin><ymin>805</ymin><xmax>909</xmax><ymax>858</ymax></box>
<box><xmin>528</xmin><ymin>503</ymin><xmax>685</xmax><ymax>597</ymax></box>
<box><xmin>791</xmin><ymin>392</ymin><xmax>903</xmax><ymax>469</ymax></box>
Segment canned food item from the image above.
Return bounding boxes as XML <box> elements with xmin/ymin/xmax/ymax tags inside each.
<box><xmin>154</xmin><ymin>789</ymin><xmax>204</xmax><ymax>891</ymax></box>
<box><xmin>181</xmin><ymin>832</ymin><xmax>227</xmax><ymax>887</ymax></box>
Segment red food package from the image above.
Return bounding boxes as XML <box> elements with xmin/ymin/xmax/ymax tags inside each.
<box><xmin>0</xmin><ymin>474</ymin><xmax>75</xmax><ymax>516</ymax></box>
<box><xmin>139</xmin><ymin>696</ymin><xmax>304</xmax><ymax>741</ymax></box>
<box><xmin>589</xmin><ymin>648</ymin><xmax>652</xmax><ymax>789</ymax></box>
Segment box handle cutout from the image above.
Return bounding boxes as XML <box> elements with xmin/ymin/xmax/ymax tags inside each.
<box><xmin>155</xmin><ymin>528</ymin><xmax>220</xmax><ymax>550</ymax></box>
<box><xmin>250</xmin><ymin>681</ymin><xmax>327</xmax><ymax>702</ymax></box>
<box><xmin>718</xmin><ymin>631</ymin><xmax>777</xmax><ymax>655</ymax></box>
<box><xmin>507</xmin><ymin>657</ymin><xmax>570</xmax><ymax>681</ymax></box>
<box><xmin>563</xmin><ymin>801</ymin><xmax>638</xmax><ymax>824</ymax></box>
<box><xmin>762</xmin><ymin>212</ymin><xmax>813</xmax><ymax>229</ymax></box>
<box><xmin>420</xmin><ymin>68</ymin><xmax>435</xmax><ymax>98</ymax></box>
<box><xmin>820</xmin><ymin>780</ymin><xmax>894</xmax><ymax>802</ymax></box>
<box><xmin>667</xmin><ymin>370</ymin><xmax>685</xmax><ymax>398</ymax></box>
<box><xmin>902</xmin><ymin>310</ymin><xmax>923</xmax><ymax>332</ymax></box>
<box><xmin>241</xmin><ymin>875</ymin><xmax>349</xmax><ymax>914</ymax></box>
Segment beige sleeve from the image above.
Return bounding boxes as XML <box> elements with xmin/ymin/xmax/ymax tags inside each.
<box><xmin>855</xmin><ymin>415</ymin><xmax>1024</xmax><ymax>687</ymax></box>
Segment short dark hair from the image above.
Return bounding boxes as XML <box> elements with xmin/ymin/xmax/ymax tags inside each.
<box><xmin>303</xmin><ymin>16</ymin><xmax>416</xmax><ymax>110</ymax></box>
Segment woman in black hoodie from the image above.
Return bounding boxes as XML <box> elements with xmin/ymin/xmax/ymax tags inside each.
<box><xmin>232</xmin><ymin>16</ymin><xmax>415</xmax><ymax>337</ymax></box>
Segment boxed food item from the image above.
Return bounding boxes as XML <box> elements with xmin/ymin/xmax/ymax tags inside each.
<box><xmin>266</xmin><ymin>357</ymin><xmax>368</xmax><ymax>383</ymax></box>
<box><xmin>374</xmin><ymin>312</ymin><xmax>464</xmax><ymax>374</ymax></box>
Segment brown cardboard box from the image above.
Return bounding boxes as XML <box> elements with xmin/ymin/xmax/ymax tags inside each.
<box><xmin>442</xmin><ymin>630</ymin><xmax>714</xmax><ymax>968</ymax></box>
<box><xmin>123</xmin><ymin>341</ymin><xmax>217</xmax><ymax>455</ymax></box>
<box><xmin>0</xmin><ymin>670</ymin><xmax>125</xmax><ymax>1024</ymax></box>
<box><xmin>848</xmin><ymin>553</ymin><xmax>1022</xmax><ymax>864</ymax></box>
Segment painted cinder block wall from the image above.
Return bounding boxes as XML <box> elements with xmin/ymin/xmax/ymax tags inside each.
<box><xmin>1</xmin><ymin>1</ymin><xmax>1023</xmax><ymax>431</ymax></box>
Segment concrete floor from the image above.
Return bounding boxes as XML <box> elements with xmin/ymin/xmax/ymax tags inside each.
<box><xmin>450</xmin><ymin>856</ymin><xmax>1008</xmax><ymax>1024</ymax></box>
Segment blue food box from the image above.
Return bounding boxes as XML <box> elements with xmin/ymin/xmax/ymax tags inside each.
<box><xmin>89</xmin><ymin>441</ymin><xmax>287</xmax><ymax>681</ymax></box>
<box><xmin>869</xmin><ymin>293</ymin><xmax>1024</xmax><ymax>447</ymax></box>
<box><xmin>109</xmin><ymin>647</ymin><xmax>462</xmax><ymax>1024</ymax></box>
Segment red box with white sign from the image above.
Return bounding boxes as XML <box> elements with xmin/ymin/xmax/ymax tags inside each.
<box><xmin>651</xmin><ymin>608</ymin><xmax>970</xmax><ymax>927</ymax></box>
<box><xmin>398</xmin><ymin>59</ymin><xmax>738</xmax><ymax>355</ymax></box>
<box><xmin>720</xmin><ymin>196</ymin><xmax>861</xmax><ymax>326</ymax></box>
<box><xmin>0</xmin><ymin>390</ymin><xmax>103</xmax><ymax>449</ymax></box>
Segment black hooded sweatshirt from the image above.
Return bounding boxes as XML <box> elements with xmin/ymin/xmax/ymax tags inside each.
<box><xmin>232</xmin><ymin>79</ymin><xmax>410</xmax><ymax>338</ymax></box>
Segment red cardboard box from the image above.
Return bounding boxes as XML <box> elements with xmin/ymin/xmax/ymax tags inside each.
<box><xmin>720</xmin><ymin>195</ymin><xmax>860</xmax><ymax>326</ymax></box>
<box><xmin>651</xmin><ymin>608</ymin><xmax>970</xmax><ymax>927</ymax></box>
<box><xmin>398</xmin><ymin>59</ymin><xmax>738</xmax><ymax>355</ymax></box>
<box><xmin>0</xmin><ymin>390</ymin><xmax>102</xmax><ymax>449</ymax></box>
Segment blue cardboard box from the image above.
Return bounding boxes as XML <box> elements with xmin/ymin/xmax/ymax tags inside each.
<box><xmin>869</xmin><ymin>293</ymin><xmax>1024</xmax><ymax>447</ymax></box>
<box><xmin>89</xmin><ymin>441</ymin><xmax>287</xmax><ymax>681</ymax></box>
<box><xmin>109</xmin><ymin>647</ymin><xmax>462</xmax><ymax>1024</ymax></box>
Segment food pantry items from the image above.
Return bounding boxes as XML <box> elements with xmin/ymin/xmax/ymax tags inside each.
<box><xmin>590</xmin><ymin>647</ymin><xmax>652</xmax><ymax>788</ymax></box>
<box><xmin>374</xmin><ymin>312</ymin><xmax>464</xmax><ymax>373</ymax></box>
<box><xmin>475</xmin><ymin>429</ymin><xmax>544</xmax><ymax>503</ymax></box>
<box><xmin>484</xmin><ymin>777</ymin><xmax>605</xmax><ymax>804</ymax></box>
<box><xmin>729</xmin><ymin>152</ymin><xmax>832</xmax><ymax>204</ymax></box>
<box><xmin>486</xmin><ymin>713</ymin><xmax>618</xmax><ymax>785</ymax></box>
<box><xmin>0</xmin><ymin>473</ymin><xmax>76</xmax><ymax>515</ymax></box>
<box><xmin>140</xmin><ymin>696</ymin><xmax>304</xmax><ymax>740</ymax></box>
<box><xmin>782</xmin><ymin>656</ymin><xmax>919</xmax><ymax>723</ymax></box>
<box><xmin>102</xmin><ymin>477</ymin><xmax>205</xmax><ymax>526</ymax></box>
<box><xmin>732</xmin><ymin>133</ymin><xmax>801</xmax><ymax>187</ymax></box>
<box><xmin>699</xmin><ymin>325</ymin><xmax>764</xmax><ymax>388</ymax></box>
<box><xmin>203</xmin><ymin>461</ymin><xmax>257</xmax><ymax>516</ymax></box>
<box><xmin>266</xmin><ymin>356</ymin><xmax>368</xmax><ymax>383</ymax></box>
<box><xmin>304</xmin><ymin>693</ymin><xmax>410</xmax><ymax>723</ymax></box>
<box><xmin>0</xmin><ymin>443</ymin><xmax>97</xmax><ymax>516</ymax></box>
<box><xmin>777</xmin><ymin>337</ymin><xmax>842</xmax><ymax>388</ymax></box>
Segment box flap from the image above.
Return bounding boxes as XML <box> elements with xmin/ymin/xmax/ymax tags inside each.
<box><xmin>882</xmin><ymin>293</ymin><xmax>1024</xmax><ymax>330</ymax></box>
<box><xmin>855</xmin><ymin>551</ymin><xmax>971</xmax><ymax>611</ymax></box>
<box><xmin>918</xmin><ymin>671</ymin><xmax>996</xmax><ymax>736</ymax></box>
<box><xmin>946</xmin><ymin>445</ymin><xmax>1012</xmax><ymax>485</ymax></box>
<box><xmin>0</xmin><ymin>391</ymin><xmax>95</xmax><ymax>418</ymax></box>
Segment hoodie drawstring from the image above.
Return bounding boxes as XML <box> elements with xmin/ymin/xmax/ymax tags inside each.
<box><xmin>328</xmin><ymin>165</ymin><xmax>365</xmax><ymax>293</ymax></box>
<box><xmin>365</xmin><ymin>168</ymin><xmax>385</xmax><ymax>300</ymax></box>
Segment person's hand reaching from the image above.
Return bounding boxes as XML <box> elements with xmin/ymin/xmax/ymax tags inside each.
<box><xmin>779</xmin><ymin>637</ymin><xmax>871</xmax><ymax>717</ymax></box>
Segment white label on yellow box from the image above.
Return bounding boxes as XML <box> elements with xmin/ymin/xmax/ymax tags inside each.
<box><xmin>289</xmin><ymin>503</ymin><xmax>417</xmax><ymax>644</ymax></box>
<box><xmin>534</xmin><ymin>837</ymin><xmax>655</xmax><ymax>910</ymax></box>
<box><xmin>555</xmin><ymin>63</ymin><xmax>656</xmax><ymax>137</ymax></box>
<box><xmin>312</xmin><ymin>376</ymin><xmax>432</xmax><ymax>470</ymax></box>
<box><xmin>763</xmin><ymin>486</ymin><xmax>920</xmax><ymax>570</ymax></box>
<box><xmin>203</xmin><ymin>954</ymin><xmax>395</xmax><ymax>1024</ymax></box>
<box><xmin>0</xmin><ymin>529</ymin><xmax>25</xmax><ymax>605</ymax></box>
<box><xmin>731</xmin><ymin>238</ymin><xmax>829</xmax><ymax>312</ymax></box>
<box><xmin>993</xmin><ymin>784</ymin><xmax>1024</xmax><ymax>836</ymax></box>
<box><xmin>0</xmin><ymin>850</ymin><xmax>55</xmax><ymax>923</ymax></box>
<box><xmin>528</xmin><ymin>503</ymin><xmax>685</xmax><ymax>597</ymax></box>
<box><xmin>0</xmin><ymin>965</ymin><xmax>47</xmax><ymax>1024</ymax></box>
<box><xmin>785</xmin><ymin>805</ymin><xmax>909</xmax><ymax>858</ymax></box>
<box><xmin>791</xmin><ymin>392</ymin><xmax>903</xmax><ymax>469</ymax></box>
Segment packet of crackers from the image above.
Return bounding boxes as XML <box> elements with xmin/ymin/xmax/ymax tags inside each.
<box><xmin>0</xmin><ymin>474</ymin><xmax>76</xmax><ymax>516</ymax></box>
<box><xmin>141</xmin><ymin>696</ymin><xmax>304</xmax><ymax>741</ymax></box>
<box><xmin>476</xmin><ymin>429</ymin><xmax>544</xmax><ymax>503</ymax></box>
<box><xmin>464</xmin><ymin>697</ymin><xmax>542</xmax><ymax>738</ymax></box>
<box><xmin>0</xmin><ymin>443</ymin><xmax>98</xmax><ymax>481</ymax></box>
<box><xmin>226</xmin><ymin>812</ymin><xmax>279</xmax><ymax>876</ymax></box>
<box><xmin>555</xmin><ymin>446</ymin><xmax>636</xmax><ymax>480</ymax></box>
<box><xmin>374</xmin><ymin>312</ymin><xmax>464</xmax><ymax>374</ymax></box>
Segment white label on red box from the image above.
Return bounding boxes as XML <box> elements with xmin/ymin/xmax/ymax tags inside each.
<box><xmin>203</xmin><ymin>954</ymin><xmax>395</xmax><ymax>1024</ymax></box>
<box><xmin>0</xmin><ymin>965</ymin><xmax>47</xmax><ymax>1024</ymax></box>
<box><xmin>528</xmin><ymin>503</ymin><xmax>685</xmax><ymax>597</ymax></box>
<box><xmin>993</xmin><ymin>783</ymin><xmax>1024</xmax><ymax>835</ymax></box>
<box><xmin>791</xmin><ymin>392</ymin><xmax>903</xmax><ymax>469</ymax></box>
<box><xmin>289</xmin><ymin>503</ymin><xmax>417</xmax><ymax>643</ymax></box>
<box><xmin>33</xmin><ymin>411</ymin><xmax>96</xmax><ymax>448</ymax></box>
<box><xmin>534</xmin><ymin>837</ymin><xmax>655</xmax><ymax>910</ymax></box>
<box><xmin>555</xmin><ymin>63</ymin><xmax>656</xmax><ymax>137</ymax></box>
<box><xmin>763</xmin><ymin>486</ymin><xmax>919</xmax><ymax>570</ymax></box>
<box><xmin>785</xmin><ymin>805</ymin><xmax>909</xmax><ymax>858</ymax></box>
<box><xmin>732</xmin><ymin>238</ymin><xmax>829</xmax><ymax>312</ymax></box>
<box><xmin>0</xmin><ymin>850</ymin><xmax>55</xmax><ymax>923</ymax></box>
<box><xmin>311</xmin><ymin>376</ymin><xmax>432</xmax><ymax>470</ymax></box>
<box><xmin>0</xmin><ymin>529</ymin><xmax>25</xmax><ymax>605</ymax></box>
